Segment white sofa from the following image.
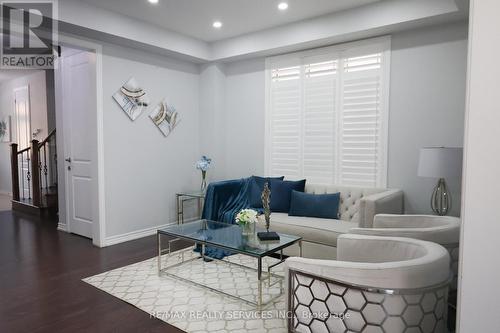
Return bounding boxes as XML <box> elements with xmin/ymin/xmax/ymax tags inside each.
<box><xmin>257</xmin><ymin>184</ymin><xmax>404</xmax><ymax>259</ymax></box>
<box><xmin>286</xmin><ymin>234</ymin><xmax>451</xmax><ymax>333</ymax></box>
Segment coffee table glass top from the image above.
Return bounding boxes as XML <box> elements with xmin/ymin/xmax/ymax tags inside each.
<box><xmin>158</xmin><ymin>219</ymin><xmax>301</xmax><ymax>257</ymax></box>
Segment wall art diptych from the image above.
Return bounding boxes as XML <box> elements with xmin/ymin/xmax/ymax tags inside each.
<box><xmin>112</xmin><ymin>77</ymin><xmax>149</xmax><ymax>121</ymax></box>
<box><xmin>149</xmin><ymin>99</ymin><xmax>180</xmax><ymax>137</ymax></box>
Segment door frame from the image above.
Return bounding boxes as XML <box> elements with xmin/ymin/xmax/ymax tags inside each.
<box><xmin>54</xmin><ymin>35</ymin><xmax>106</xmax><ymax>247</ymax></box>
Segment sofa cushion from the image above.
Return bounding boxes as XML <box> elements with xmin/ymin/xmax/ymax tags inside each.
<box><xmin>289</xmin><ymin>190</ymin><xmax>340</xmax><ymax>219</ymax></box>
<box><xmin>305</xmin><ymin>184</ymin><xmax>386</xmax><ymax>222</ymax></box>
<box><xmin>270</xmin><ymin>179</ymin><xmax>306</xmax><ymax>213</ymax></box>
<box><xmin>248</xmin><ymin>176</ymin><xmax>284</xmax><ymax>208</ymax></box>
<box><xmin>259</xmin><ymin>213</ymin><xmax>358</xmax><ymax>247</ymax></box>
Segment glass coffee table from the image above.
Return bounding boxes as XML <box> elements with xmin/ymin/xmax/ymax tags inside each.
<box><xmin>157</xmin><ymin>219</ymin><xmax>302</xmax><ymax>308</ymax></box>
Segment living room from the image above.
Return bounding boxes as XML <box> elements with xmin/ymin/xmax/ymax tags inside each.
<box><xmin>0</xmin><ymin>0</ymin><xmax>498</xmax><ymax>332</ymax></box>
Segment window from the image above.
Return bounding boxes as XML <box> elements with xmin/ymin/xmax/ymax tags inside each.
<box><xmin>265</xmin><ymin>37</ymin><xmax>390</xmax><ymax>187</ymax></box>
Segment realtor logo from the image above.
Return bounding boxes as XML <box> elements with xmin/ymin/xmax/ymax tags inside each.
<box><xmin>1</xmin><ymin>1</ymin><xmax>57</xmax><ymax>69</ymax></box>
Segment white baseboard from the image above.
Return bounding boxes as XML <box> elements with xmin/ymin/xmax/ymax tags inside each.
<box><xmin>57</xmin><ymin>223</ymin><xmax>68</xmax><ymax>232</ymax></box>
<box><xmin>103</xmin><ymin>217</ymin><xmax>198</xmax><ymax>247</ymax></box>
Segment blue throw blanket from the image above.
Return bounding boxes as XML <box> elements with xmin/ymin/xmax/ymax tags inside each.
<box><xmin>199</xmin><ymin>177</ymin><xmax>257</xmax><ymax>259</ymax></box>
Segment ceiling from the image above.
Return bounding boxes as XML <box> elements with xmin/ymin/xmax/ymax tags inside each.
<box><xmin>77</xmin><ymin>0</ymin><xmax>380</xmax><ymax>42</ymax></box>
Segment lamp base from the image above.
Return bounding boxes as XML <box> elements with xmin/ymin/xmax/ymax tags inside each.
<box><xmin>431</xmin><ymin>178</ymin><xmax>451</xmax><ymax>216</ymax></box>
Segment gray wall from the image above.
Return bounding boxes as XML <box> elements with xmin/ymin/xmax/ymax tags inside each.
<box><xmin>199</xmin><ymin>63</ymin><xmax>228</xmax><ymax>182</ymax></box>
<box><xmin>388</xmin><ymin>23</ymin><xmax>467</xmax><ymax>216</ymax></box>
<box><xmin>101</xmin><ymin>44</ymin><xmax>201</xmax><ymax>237</ymax></box>
<box><xmin>217</xmin><ymin>22</ymin><xmax>468</xmax><ymax>216</ymax></box>
<box><xmin>225</xmin><ymin>59</ymin><xmax>266</xmax><ymax>179</ymax></box>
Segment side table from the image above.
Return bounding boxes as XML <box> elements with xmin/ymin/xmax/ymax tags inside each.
<box><xmin>175</xmin><ymin>192</ymin><xmax>205</xmax><ymax>224</ymax></box>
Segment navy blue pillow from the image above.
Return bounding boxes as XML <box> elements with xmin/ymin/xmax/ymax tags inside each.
<box><xmin>288</xmin><ymin>190</ymin><xmax>340</xmax><ymax>219</ymax></box>
<box><xmin>248</xmin><ymin>176</ymin><xmax>284</xmax><ymax>208</ymax></box>
<box><xmin>269</xmin><ymin>179</ymin><xmax>306</xmax><ymax>213</ymax></box>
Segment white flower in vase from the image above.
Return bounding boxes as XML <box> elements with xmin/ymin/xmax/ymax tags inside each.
<box><xmin>235</xmin><ymin>209</ymin><xmax>258</xmax><ymax>236</ymax></box>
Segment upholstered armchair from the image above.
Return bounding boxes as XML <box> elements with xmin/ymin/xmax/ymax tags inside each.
<box><xmin>285</xmin><ymin>234</ymin><xmax>451</xmax><ymax>333</ymax></box>
<box><xmin>349</xmin><ymin>214</ymin><xmax>460</xmax><ymax>293</ymax></box>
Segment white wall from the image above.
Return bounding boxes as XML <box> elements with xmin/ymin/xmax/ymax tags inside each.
<box><xmin>101</xmin><ymin>44</ymin><xmax>201</xmax><ymax>238</ymax></box>
<box><xmin>217</xmin><ymin>22</ymin><xmax>468</xmax><ymax>216</ymax></box>
<box><xmin>0</xmin><ymin>71</ymin><xmax>48</xmax><ymax>194</ymax></box>
<box><xmin>458</xmin><ymin>0</ymin><xmax>500</xmax><ymax>331</ymax></box>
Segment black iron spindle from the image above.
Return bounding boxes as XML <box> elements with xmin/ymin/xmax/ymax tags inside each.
<box><xmin>20</xmin><ymin>153</ymin><xmax>25</xmax><ymax>200</ymax></box>
<box><xmin>43</xmin><ymin>145</ymin><xmax>48</xmax><ymax>193</ymax></box>
<box><xmin>53</xmin><ymin>142</ymin><xmax>58</xmax><ymax>186</ymax></box>
<box><xmin>39</xmin><ymin>148</ymin><xmax>43</xmax><ymax>194</ymax></box>
<box><xmin>26</xmin><ymin>155</ymin><xmax>31</xmax><ymax>200</ymax></box>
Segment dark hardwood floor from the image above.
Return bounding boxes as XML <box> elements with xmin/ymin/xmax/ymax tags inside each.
<box><xmin>0</xmin><ymin>210</ymin><xmax>184</xmax><ymax>333</ymax></box>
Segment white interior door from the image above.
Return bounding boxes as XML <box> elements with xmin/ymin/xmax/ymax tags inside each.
<box><xmin>14</xmin><ymin>86</ymin><xmax>32</xmax><ymax>197</ymax></box>
<box><xmin>14</xmin><ymin>86</ymin><xmax>31</xmax><ymax>149</ymax></box>
<box><xmin>62</xmin><ymin>50</ymin><xmax>97</xmax><ymax>239</ymax></box>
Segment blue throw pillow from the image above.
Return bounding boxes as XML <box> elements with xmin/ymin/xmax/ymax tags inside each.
<box><xmin>248</xmin><ymin>176</ymin><xmax>284</xmax><ymax>208</ymax></box>
<box><xmin>269</xmin><ymin>179</ymin><xmax>306</xmax><ymax>213</ymax></box>
<box><xmin>288</xmin><ymin>190</ymin><xmax>340</xmax><ymax>219</ymax></box>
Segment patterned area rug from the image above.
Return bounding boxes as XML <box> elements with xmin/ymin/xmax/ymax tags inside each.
<box><xmin>83</xmin><ymin>249</ymin><xmax>288</xmax><ymax>333</ymax></box>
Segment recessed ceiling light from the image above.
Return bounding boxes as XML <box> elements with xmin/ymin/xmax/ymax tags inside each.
<box><xmin>148</xmin><ymin>0</ymin><xmax>159</xmax><ymax>4</ymax></box>
<box><xmin>278</xmin><ymin>2</ymin><xmax>288</xmax><ymax>10</ymax></box>
<box><xmin>213</xmin><ymin>21</ymin><xmax>222</xmax><ymax>29</ymax></box>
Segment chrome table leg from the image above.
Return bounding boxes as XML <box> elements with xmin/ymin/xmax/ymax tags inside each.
<box><xmin>258</xmin><ymin>257</ymin><xmax>262</xmax><ymax>309</ymax></box>
<box><xmin>157</xmin><ymin>232</ymin><xmax>161</xmax><ymax>274</ymax></box>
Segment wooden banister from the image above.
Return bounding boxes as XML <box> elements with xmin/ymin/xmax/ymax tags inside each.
<box><xmin>38</xmin><ymin>128</ymin><xmax>56</xmax><ymax>147</ymax></box>
<box><xmin>17</xmin><ymin>146</ymin><xmax>30</xmax><ymax>154</ymax></box>
<box><xmin>10</xmin><ymin>143</ymin><xmax>20</xmax><ymax>201</ymax></box>
<box><xmin>31</xmin><ymin>139</ymin><xmax>41</xmax><ymax>207</ymax></box>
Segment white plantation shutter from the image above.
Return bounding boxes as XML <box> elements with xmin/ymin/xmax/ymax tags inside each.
<box><xmin>269</xmin><ymin>65</ymin><xmax>301</xmax><ymax>179</ymax></box>
<box><xmin>340</xmin><ymin>53</ymin><xmax>384</xmax><ymax>187</ymax></box>
<box><xmin>266</xmin><ymin>37</ymin><xmax>390</xmax><ymax>187</ymax></box>
<box><xmin>303</xmin><ymin>59</ymin><xmax>337</xmax><ymax>184</ymax></box>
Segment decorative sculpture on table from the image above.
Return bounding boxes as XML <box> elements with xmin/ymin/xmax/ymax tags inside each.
<box><xmin>195</xmin><ymin>155</ymin><xmax>212</xmax><ymax>192</ymax></box>
<box><xmin>112</xmin><ymin>77</ymin><xmax>149</xmax><ymax>121</ymax></box>
<box><xmin>257</xmin><ymin>182</ymin><xmax>280</xmax><ymax>240</ymax></box>
<box><xmin>149</xmin><ymin>99</ymin><xmax>179</xmax><ymax>137</ymax></box>
<box><xmin>261</xmin><ymin>182</ymin><xmax>271</xmax><ymax>231</ymax></box>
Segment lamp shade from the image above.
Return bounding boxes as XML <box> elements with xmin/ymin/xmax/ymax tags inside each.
<box><xmin>418</xmin><ymin>147</ymin><xmax>463</xmax><ymax>178</ymax></box>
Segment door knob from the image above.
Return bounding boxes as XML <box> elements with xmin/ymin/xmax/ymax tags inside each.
<box><xmin>65</xmin><ymin>157</ymin><xmax>71</xmax><ymax>163</ymax></box>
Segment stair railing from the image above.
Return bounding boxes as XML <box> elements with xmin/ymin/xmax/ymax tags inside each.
<box><xmin>10</xmin><ymin>129</ymin><xmax>56</xmax><ymax>208</ymax></box>
<box><xmin>37</xmin><ymin>129</ymin><xmax>57</xmax><ymax>198</ymax></box>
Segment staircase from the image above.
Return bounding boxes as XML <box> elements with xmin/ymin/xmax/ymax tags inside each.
<box><xmin>10</xmin><ymin>129</ymin><xmax>58</xmax><ymax>215</ymax></box>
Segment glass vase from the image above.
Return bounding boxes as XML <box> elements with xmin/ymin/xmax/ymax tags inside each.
<box><xmin>240</xmin><ymin>222</ymin><xmax>254</xmax><ymax>236</ymax></box>
<box><xmin>200</xmin><ymin>170</ymin><xmax>207</xmax><ymax>193</ymax></box>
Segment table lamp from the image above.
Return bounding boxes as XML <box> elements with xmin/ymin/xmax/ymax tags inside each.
<box><xmin>418</xmin><ymin>147</ymin><xmax>463</xmax><ymax>216</ymax></box>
